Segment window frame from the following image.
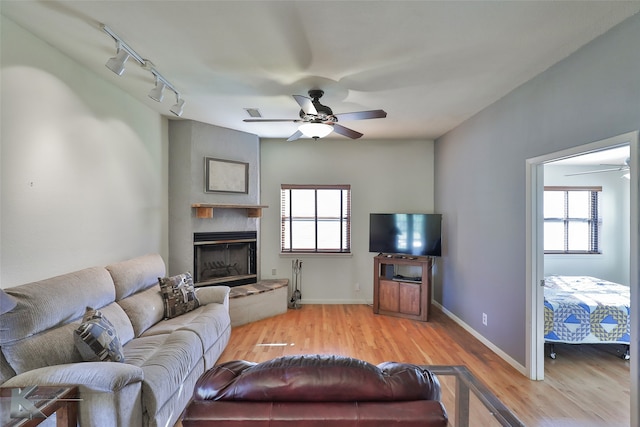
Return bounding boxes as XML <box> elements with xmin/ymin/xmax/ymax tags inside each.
<box><xmin>543</xmin><ymin>185</ymin><xmax>602</xmax><ymax>254</ymax></box>
<box><xmin>280</xmin><ymin>184</ymin><xmax>351</xmax><ymax>254</ymax></box>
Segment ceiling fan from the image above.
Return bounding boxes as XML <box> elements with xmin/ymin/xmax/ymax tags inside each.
<box><xmin>243</xmin><ymin>89</ymin><xmax>387</xmax><ymax>141</ymax></box>
<box><xmin>565</xmin><ymin>157</ymin><xmax>631</xmax><ymax>176</ymax></box>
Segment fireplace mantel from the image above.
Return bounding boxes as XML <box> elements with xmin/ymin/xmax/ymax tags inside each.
<box><xmin>192</xmin><ymin>203</ymin><xmax>268</xmax><ymax>219</ymax></box>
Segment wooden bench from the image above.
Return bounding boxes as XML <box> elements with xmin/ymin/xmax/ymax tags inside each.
<box><xmin>228</xmin><ymin>279</ymin><xmax>289</xmax><ymax>326</ymax></box>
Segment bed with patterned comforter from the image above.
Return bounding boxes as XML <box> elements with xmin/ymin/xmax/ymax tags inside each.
<box><xmin>544</xmin><ymin>275</ymin><xmax>630</xmax><ymax>359</ymax></box>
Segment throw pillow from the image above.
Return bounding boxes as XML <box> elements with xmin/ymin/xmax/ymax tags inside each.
<box><xmin>74</xmin><ymin>307</ymin><xmax>125</xmax><ymax>362</ymax></box>
<box><xmin>158</xmin><ymin>272</ymin><xmax>200</xmax><ymax>319</ymax></box>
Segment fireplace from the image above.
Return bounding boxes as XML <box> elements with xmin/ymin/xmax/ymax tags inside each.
<box><xmin>193</xmin><ymin>231</ymin><xmax>257</xmax><ymax>287</ymax></box>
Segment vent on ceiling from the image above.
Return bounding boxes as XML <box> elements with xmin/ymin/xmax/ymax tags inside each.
<box><xmin>244</xmin><ymin>108</ymin><xmax>262</xmax><ymax>118</ymax></box>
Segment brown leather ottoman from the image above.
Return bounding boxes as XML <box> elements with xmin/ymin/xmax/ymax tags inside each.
<box><xmin>182</xmin><ymin>354</ymin><xmax>448</xmax><ymax>427</ymax></box>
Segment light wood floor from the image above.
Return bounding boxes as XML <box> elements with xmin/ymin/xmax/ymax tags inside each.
<box><xmin>213</xmin><ymin>304</ymin><xmax>630</xmax><ymax>426</ymax></box>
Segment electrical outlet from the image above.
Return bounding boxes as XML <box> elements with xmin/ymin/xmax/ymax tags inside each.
<box><xmin>482</xmin><ymin>313</ymin><xmax>488</xmax><ymax>326</ymax></box>
<box><xmin>271</xmin><ymin>268</ymin><xmax>277</xmax><ymax>276</ymax></box>
<box><xmin>355</xmin><ymin>282</ymin><xmax>361</xmax><ymax>292</ymax></box>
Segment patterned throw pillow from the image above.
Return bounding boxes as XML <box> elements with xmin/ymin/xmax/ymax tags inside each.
<box><xmin>74</xmin><ymin>307</ymin><xmax>125</xmax><ymax>362</ymax></box>
<box><xmin>158</xmin><ymin>272</ymin><xmax>200</xmax><ymax>319</ymax></box>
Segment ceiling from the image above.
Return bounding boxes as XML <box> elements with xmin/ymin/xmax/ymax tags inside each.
<box><xmin>2</xmin><ymin>1</ymin><xmax>640</xmax><ymax>141</ymax></box>
<box><xmin>548</xmin><ymin>145</ymin><xmax>630</xmax><ymax>167</ymax></box>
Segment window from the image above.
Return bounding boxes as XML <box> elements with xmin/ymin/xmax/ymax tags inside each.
<box><xmin>543</xmin><ymin>186</ymin><xmax>602</xmax><ymax>254</ymax></box>
<box><xmin>281</xmin><ymin>184</ymin><xmax>351</xmax><ymax>253</ymax></box>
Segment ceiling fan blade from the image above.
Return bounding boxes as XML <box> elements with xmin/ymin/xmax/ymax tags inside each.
<box><xmin>332</xmin><ymin>124</ymin><xmax>363</xmax><ymax>139</ymax></box>
<box><xmin>286</xmin><ymin>130</ymin><xmax>303</xmax><ymax>142</ymax></box>
<box><xmin>565</xmin><ymin>167</ymin><xmax>627</xmax><ymax>176</ymax></box>
<box><xmin>292</xmin><ymin>95</ymin><xmax>317</xmax><ymax>115</ymax></box>
<box><xmin>334</xmin><ymin>109</ymin><xmax>387</xmax><ymax>121</ymax></box>
<box><xmin>243</xmin><ymin>118</ymin><xmax>302</xmax><ymax>123</ymax></box>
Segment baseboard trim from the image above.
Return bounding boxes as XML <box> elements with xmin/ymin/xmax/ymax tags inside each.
<box><xmin>298</xmin><ymin>299</ymin><xmax>372</xmax><ymax>305</ymax></box>
<box><xmin>433</xmin><ymin>301</ymin><xmax>528</xmax><ymax>377</ymax></box>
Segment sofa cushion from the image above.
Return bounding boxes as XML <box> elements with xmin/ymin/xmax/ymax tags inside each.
<box><xmin>98</xmin><ymin>302</ymin><xmax>135</xmax><ymax>345</ymax></box>
<box><xmin>124</xmin><ymin>330</ymin><xmax>204</xmax><ymax>417</ymax></box>
<box><xmin>195</xmin><ymin>286</ymin><xmax>230</xmax><ymax>309</ymax></box>
<box><xmin>0</xmin><ymin>266</ymin><xmax>116</xmax><ymax>344</ymax></box>
<box><xmin>74</xmin><ymin>307</ymin><xmax>125</xmax><ymax>363</ymax></box>
<box><xmin>194</xmin><ymin>355</ymin><xmax>441</xmax><ymax>402</ymax></box>
<box><xmin>0</xmin><ymin>267</ymin><xmax>118</xmax><ymax>376</ymax></box>
<box><xmin>142</xmin><ymin>304</ymin><xmax>231</xmax><ymax>354</ymax></box>
<box><xmin>2</xmin><ymin>299</ymin><xmax>135</xmax><ymax>376</ymax></box>
<box><xmin>2</xmin><ymin>361</ymin><xmax>144</xmax><ymax>393</ymax></box>
<box><xmin>159</xmin><ymin>272</ymin><xmax>199</xmax><ymax>319</ymax></box>
<box><xmin>117</xmin><ymin>285</ymin><xmax>165</xmax><ymax>337</ymax></box>
<box><xmin>107</xmin><ymin>253</ymin><xmax>166</xmax><ymax>301</ymax></box>
<box><xmin>1</xmin><ymin>322</ymin><xmax>83</xmax><ymax>375</ymax></box>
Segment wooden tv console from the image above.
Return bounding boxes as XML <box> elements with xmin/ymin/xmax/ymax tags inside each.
<box><xmin>373</xmin><ymin>254</ymin><xmax>433</xmax><ymax>322</ymax></box>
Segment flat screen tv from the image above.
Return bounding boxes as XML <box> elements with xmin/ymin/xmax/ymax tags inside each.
<box><xmin>369</xmin><ymin>213</ymin><xmax>442</xmax><ymax>257</ymax></box>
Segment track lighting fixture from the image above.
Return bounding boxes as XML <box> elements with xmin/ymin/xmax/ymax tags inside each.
<box><xmin>101</xmin><ymin>24</ymin><xmax>185</xmax><ymax>116</ymax></box>
<box><xmin>148</xmin><ymin>77</ymin><xmax>166</xmax><ymax>102</ymax></box>
<box><xmin>170</xmin><ymin>95</ymin><xmax>185</xmax><ymax>117</ymax></box>
<box><xmin>105</xmin><ymin>44</ymin><xmax>130</xmax><ymax>76</ymax></box>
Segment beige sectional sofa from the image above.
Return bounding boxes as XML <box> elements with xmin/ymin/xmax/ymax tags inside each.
<box><xmin>0</xmin><ymin>254</ymin><xmax>231</xmax><ymax>427</ymax></box>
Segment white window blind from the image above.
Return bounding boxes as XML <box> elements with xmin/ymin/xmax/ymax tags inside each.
<box><xmin>543</xmin><ymin>186</ymin><xmax>602</xmax><ymax>254</ymax></box>
<box><xmin>281</xmin><ymin>184</ymin><xmax>351</xmax><ymax>253</ymax></box>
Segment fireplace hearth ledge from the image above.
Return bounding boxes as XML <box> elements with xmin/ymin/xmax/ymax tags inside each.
<box><xmin>228</xmin><ymin>279</ymin><xmax>289</xmax><ymax>326</ymax></box>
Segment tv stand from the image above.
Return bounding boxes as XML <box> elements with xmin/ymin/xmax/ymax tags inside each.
<box><xmin>373</xmin><ymin>254</ymin><xmax>433</xmax><ymax>322</ymax></box>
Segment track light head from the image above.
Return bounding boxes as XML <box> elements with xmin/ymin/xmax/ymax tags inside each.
<box><xmin>148</xmin><ymin>79</ymin><xmax>166</xmax><ymax>102</ymax></box>
<box><xmin>170</xmin><ymin>96</ymin><xmax>185</xmax><ymax>117</ymax></box>
<box><xmin>105</xmin><ymin>46</ymin><xmax>130</xmax><ymax>75</ymax></box>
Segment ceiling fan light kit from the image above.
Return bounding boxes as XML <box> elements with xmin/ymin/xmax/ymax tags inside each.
<box><xmin>244</xmin><ymin>89</ymin><xmax>387</xmax><ymax>141</ymax></box>
<box><xmin>101</xmin><ymin>24</ymin><xmax>185</xmax><ymax>117</ymax></box>
<box><xmin>299</xmin><ymin>123</ymin><xmax>333</xmax><ymax>139</ymax></box>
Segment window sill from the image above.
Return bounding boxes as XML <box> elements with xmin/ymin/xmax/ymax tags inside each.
<box><xmin>279</xmin><ymin>252</ymin><xmax>353</xmax><ymax>258</ymax></box>
<box><xmin>545</xmin><ymin>253</ymin><xmax>602</xmax><ymax>258</ymax></box>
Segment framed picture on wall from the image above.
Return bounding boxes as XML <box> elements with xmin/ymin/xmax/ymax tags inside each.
<box><xmin>204</xmin><ymin>157</ymin><xmax>249</xmax><ymax>194</ymax></box>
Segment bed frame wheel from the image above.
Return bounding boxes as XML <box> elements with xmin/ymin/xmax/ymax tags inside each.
<box><xmin>622</xmin><ymin>345</ymin><xmax>630</xmax><ymax>360</ymax></box>
<box><xmin>548</xmin><ymin>343</ymin><xmax>556</xmax><ymax>359</ymax></box>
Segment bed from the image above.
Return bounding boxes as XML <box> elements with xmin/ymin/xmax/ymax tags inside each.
<box><xmin>544</xmin><ymin>275</ymin><xmax>630</xmax><ymax>359</ymax></box>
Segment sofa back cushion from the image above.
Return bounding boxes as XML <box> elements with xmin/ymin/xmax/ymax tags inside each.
<box><xmin>194</xmin><ymin>355</ymin><xmax>442</xmax><ymax>402</ymax></box>
<box><xmin>0</xmin><ymin>267</ymin><xmax>119</xmax><ymax>375</ymax></box>
<box><xmin>107</xmin><ymin>254</ymin><xmax>166</xmax><ymax>336</ymax></box>
<box><xmin>107</xmin><ymin>254</ymin><xmax>166</xmax><ymax>300</ymax></box>
<box><xmin>117</xmin><ymin>285</ymin><xmax>165</xmax><ymax>336</ymax></box>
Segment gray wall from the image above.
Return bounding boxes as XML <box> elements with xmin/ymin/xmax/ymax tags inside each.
<box><xmin>260</xmin><ymin>138</ymin><xmax>435</xmax><ymax>304</ymax></box>
<box><xmin>1</xmin><ymin>16</ymin><xmax>168</xmax><ymax>287</ymax></box>
<box><xmin>434</xmin><ymin>13</ymin><xmax>640</xmax><ymax>365</ymax></box>
<box><xmin>168</xmin><ymin>120</ymin><xmax>260</xmax><ymax>276</ymax></box>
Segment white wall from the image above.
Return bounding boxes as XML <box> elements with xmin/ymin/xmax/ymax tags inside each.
<box><xmin>260</xmin><ymin>138</ymin><xmax>435</xmax><ymax>303</ymax></box>
<box><xmin>543</xmin><ymin>163</ymin><xmax>630</xmax><ymax>285</ymax></box>
<box><xmin>434</xmin><ymin>13</ymin><xmax>640</xmax><ymax>365</ymax></box>
<box><xmin>1</xmin><ymin>16</ymin><xmax>168</xmax><ymax>287</ymax></box>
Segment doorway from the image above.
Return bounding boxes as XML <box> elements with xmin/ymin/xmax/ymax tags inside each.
<box><xmin>525</xmin><ymin>131</ymin><xmax>638</xmax><ymax>422</ymax></box>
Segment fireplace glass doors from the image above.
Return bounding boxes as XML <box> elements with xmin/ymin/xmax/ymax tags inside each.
<box><xmin>193</xmin><ymin>231</ymin><xmax>257</xmax><ymax>287</ymax></box>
